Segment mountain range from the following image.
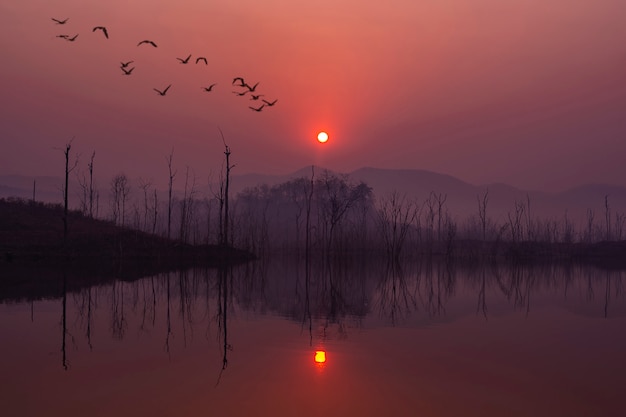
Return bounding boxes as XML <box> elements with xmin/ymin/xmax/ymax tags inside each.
<box><xmin>1</xmin><ymin>167</ymin><xmax>625</xmax><ymax>225</ymax></box>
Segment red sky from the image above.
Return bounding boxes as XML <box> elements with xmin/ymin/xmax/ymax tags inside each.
<box><xmin>1</xmin><ymin>0</ymin><xmax>625</xmax><ymax>191</ymax></box>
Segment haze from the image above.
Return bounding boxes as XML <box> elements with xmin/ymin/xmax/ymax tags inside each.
<box><xmin>1</xmin><ymin>0</ymin><xmax>625</xmax><ymax>192</ymax></box>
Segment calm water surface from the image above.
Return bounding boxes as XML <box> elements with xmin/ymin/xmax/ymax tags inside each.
<box><xmin>1</xmin><ymin>259</ymin><xmax>625</xmax><ymax>417</ymax></box>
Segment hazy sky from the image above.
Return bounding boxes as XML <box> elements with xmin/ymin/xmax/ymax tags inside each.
<box><xmin>1</xmin><ymin>0</ymin><xmax>625</xmax><ymax>191</ymax></box>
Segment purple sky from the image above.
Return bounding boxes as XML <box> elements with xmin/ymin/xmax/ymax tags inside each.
<box><xmin>1</xmin><ymin>0</ymin><xmax>625</xmax><ymax>191</ymax></box>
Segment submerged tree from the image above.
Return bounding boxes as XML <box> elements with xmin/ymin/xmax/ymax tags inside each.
<box><xmin>61</xmin><ymin>138</ymin><xmax>79</xmax><ymax>243</ymax></box>
<box><xmin>110</xmin><ymin>173</ymin><xmax>130</xmax><ymax>226</ymax></box>
<box><xmin>218</xmin><ymin>128</ymin><xmax>234</xmax><ymax>247</ymax></box>
<box><xmin>166</xmin><ymin>149</ymin><xmax>177</xmax><ymax>239</ymax></box>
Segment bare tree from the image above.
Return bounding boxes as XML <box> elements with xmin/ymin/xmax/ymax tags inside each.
<box><xmin>376</xmin><ymin>190</ymin><xmax>419</xmax><ymax>259</ymax></box>
<box><xmin>615</xmin><ymin>211</ymin><xmax>625</xmax><ymax>241</ymax></box>
<box><xmin>317</xmin><ymin>171</ymin><xmax>371</xmax><ymax>254</ymax></box>
<box><xmin>110</xmin><ymin>174</ymin><xmax>130</xmax><ymax>226</ymax></box>
<box><xmin>507</xmin><ymin>200</ymin><xmax>525</xmax><ymax>243</ymax></box>
<box><xmin>179</xmin><ymin>166</ymin><xmax>197</xmax><ymax>243</ymax></box>
<box><xmin>435</xmin><ymin>192</ymin><xmax>448</xmax><ymax>242</ymax></box>
<box><xmin>477</xmin><ymin>189</ymin><xmax>489</xmax><ymax>241</ymax></box>
<box><xmin>218</xmin><ymin>128</ymin><xmax>234</xmax><ymax>247</ymax></box>
<box><xmin>585</xmin><ymin>209</ymin><xmax>595</xmax><ymax>244</ymax></box>
<box><xmin>166</xmin><ymin>149</ymin><xmax>177</xmax><ymax>239</ymax></box>
<box><xmin>605</xmin><ymin>195</ymin><xmax>611</xmax><ymax>241</ymax></box>
<box><xmin>88</xmin><ymin>151</ymin><xmax>95</xmax><ymax>218</ymax></box>
<box><xmin>152</xmin><ymin>189</ymin><xmax>158</xmax><ymax>234</ymax></box>
<box><xmin>138</xmin><ymin>178</ymin><xmax>152</xmax><ymax>232</ymax></box>
<box><xmin>61</xmin><ymin>138</ymin><xmax>79</xmax><ymax>243</ymax></box>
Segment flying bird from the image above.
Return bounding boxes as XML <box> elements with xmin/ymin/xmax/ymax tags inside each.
<box><xmin>249</xmin><ymin>104</ymin><xmax>265</xmax><ymax>112</ymax></box>
<box><xmin>232</xmin><ymin>77</ymin><xmax>246</xmax><ymax>86</ymax></box>
<box><xmin>153</xmin><ymin>84</ymin><xmax>172</xmax><ymax>96</ymax></box>
<box><xmin>56</xmin><ymin>34</ymin><xmax>69</xmax><ymax>39</ymax></box>
<box><xmin>138</xmin><ymin>40</ymin><xmax>157</xmax><ymax>47</ymax></box>
<box><xmin>262</xmin><ymin>99</ymin><xmax>278</xmax><ymax>106</ymax></box>
<box><xmin>232</xmin><ymin>90</ymin><xmax>249</xmax><ymax>96</ymax></box>
<box><xmin>176</xmin><ymin>54</ymin><xmax>192</xmax><ymax>64</ymax></box>
<box><xmin>244</xmin><ymin>82</ymin><xmax>259</xmax><ymax>92</ymax></box>
<box><xmin>67</xmin><ymin>34</ymin><xmax>78</xmax><ymax>42</ymax></box>
<box><xmin>121</xmin><ymin>67</ymin><xmax>135</xmax><ymax>75</ymax></box>
<box><xmin>195</xmin><ymin>57</ymin><xmax>208</xmax><ymax>65</ymax></box>
<box><xmin>203</xmin><ymin>83</ymin><xmax>217</xmax><ymax>92</ymax></box>
<box><xmin>52</xmin><ymin>18</ymin><xmax>69</xmax><ymax>25</ymax></box>
<box><xmin>92</xmin><ymin>26</ymin><xmax>108</xmax><ymax>39</ymax></box>
<box><xmin>120</xmin><ymin>60</ymin><xmax>134</xmax><ymax>68</ymax></box>
<box><xmin>250</xmin><ymin>94</ymin><xmax>264</xmax><ymax>101</ymax></box>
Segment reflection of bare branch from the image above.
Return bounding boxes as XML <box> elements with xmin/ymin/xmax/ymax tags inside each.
<box><xmin>476</xmin><ymin>269</ymin><xmax>488</xmax><ymax>320</ymax></box>
<box><xmin>61</xmin><ymin>274</ymin><xmax>68</xmax><ymax>370</ymax></box>
<box><xmin>86</xmin><ymin>287</ymin><xmax>93</xmax><ymax>350</ymax></box>
<box><xmin>110</xmin><ymin>281</ymin><xmax>127</xmax><ymax>339</ymax></box>
<box><xmin>376</xmin><ymin>260</ymin><xmax>416</xmax><ymax>325</ymax></box>
<box><xmin>604</xmin><ymin>271</ymin><xmax>611</xmax><ymax>318</ymax></box>
<box><xmin>164</xmin><ymin>273</ymin><xmax>173</xmax><ymax>356</ymax></box>
<box><xmin>215</xmin><ymin>266</ymin><xmax>233</xmax><ymax>386</ymax></box>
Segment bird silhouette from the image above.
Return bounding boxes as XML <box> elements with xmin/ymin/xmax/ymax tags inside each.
<box><xmin>250</xmin><ymin>94</ymin><xmax>264</xmax><ymax>100</ymax></box>
<box><xmin>262</xmin><ymin>99</ymin><xmax>278</xmax><ymax>106</ymax></box>
<box><xmin>249</xmin><ymin>104</ymin><xmax>265</xmax><ymax>112</ymax></box>
<box><xmin>67</xmin><ymin>34</ymin><xmax>78</xmax><ymax>42</ymax></box>
<box><xmin>92</xmin><ymin>26</ymin><xmax>108</xmax><ymax>39</ymax></box>
<box><xmin>244</xmin><ymin>82</ymin><xmax>259</xmax><ymax>92</ymax></box>
<box><xmin>120</xmin><ymin>60</ymin><xmax>134</xmax><ymax>68</ymax></box>
<box><xmin>203</xmin><ymin>83</ymin><xmax>217</xmax><ymax>92</ymax></box>
<box><xmin>195</xmin><ymin>57</ymin><xmax>208</xmax><ymax>65</ymax></box>
<box><xmin>153</xmin><ymin>84</ymin><xmax>172</xmax><ymax>96</ymax></box>
<box><xmin>121</xmin><ymin>67</ymin><xmax>135</xmax><ymax>75</ymax></box>
<box><xmin>176</xmin><ymin>54</ymin><xmax>192</xmax><ymax>64</ymax></box>
<box><xmin>232</xmin><ymin>77</ymin><xmax>246</xmax><ymax>86</ymax></box>
<box><xmin>138</xmin><ymin>40</ymin><xmax>157</xmax><ymax>47</ymax></box>
<box><xmin>52</xmin><ymin>18</ymin><xmax>69</xmax><ymax>25</ymax></box>
<box><xmin>232</xmin><ymin>90</ymin><xmax>249</xmax><ymax>96</ymax></box>
<box><xmin>56</xmin><ymin>34</ymin><xmax>69</xmax><ymax>39</ymax></box>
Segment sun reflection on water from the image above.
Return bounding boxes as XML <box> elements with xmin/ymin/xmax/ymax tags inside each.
<box><xmin>314</xmin><ymin>350</ymin><xmax>327</xmax><ymax>371</ymax></box>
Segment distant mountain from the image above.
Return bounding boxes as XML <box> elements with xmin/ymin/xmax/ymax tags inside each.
<box><xmin>3</xmin><ymin>168</ymin><xmax>625</xmax><ymax>224</ymax></box>
<box><xmin>0</xmin><ymin>175</ymin><xmax>64</xmax><ymax>203</ymax></box>
<box><xmin>230</xmin><ymin>167</ymin><xmax>626</xmax><ymax>223</ymax></box>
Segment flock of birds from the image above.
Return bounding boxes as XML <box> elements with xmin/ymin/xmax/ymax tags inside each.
<box><xmin>51</xmin><ymin>17</ymin><xmax>278</xmax><ymax>112</ymax></box>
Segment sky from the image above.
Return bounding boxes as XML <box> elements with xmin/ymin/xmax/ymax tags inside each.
<box><xmin>1</xmin><ymin>0</ymin><xmax>625</xmax><ymax>192</ymax></box>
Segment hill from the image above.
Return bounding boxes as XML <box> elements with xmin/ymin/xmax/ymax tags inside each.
<box><xmin>0</xmin><ymin>197</ymin><xmax>252</xmax><ymax>267</ymax></box>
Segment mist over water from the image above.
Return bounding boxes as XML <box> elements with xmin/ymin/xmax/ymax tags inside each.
<box><xmin>1</xmin><ymin>257</ymin><xmax>625</xmax><ymax>416</ymax></box>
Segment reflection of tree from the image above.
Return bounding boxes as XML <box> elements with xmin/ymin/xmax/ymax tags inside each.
<box><xmin>494</xmin><ymin>263</ymin><xmax>535</xmax><ymax>316</ymax></box>
<box><xmin>602</xmin><ymin>270</ymin><xmax>624</xmax><ymax>318</ymax></box>
<box><xmin>215</xmin><ymin>265</ymin><xmax>233</xmax><ymax>385</ymax></box>
<box><xmin>178</xmin><ymin>269</ymin><xmax>189</xmax><ymax>347</ymax></box>
<box><xmin>164</xmin><ymin>272</ymin><xmax>172</xmax><ymax>355</ymax></box>
<box><xmin>110</xmin><ymin>280</ymin><xmax>127</xmax><ymax>339</ymax></box>
<box><xmin>74</xmin><ymin>286</ymin><xmax>95</xmax><ymax>350</ymax></box>
<box><xmin>476</xmin><ymin>268</ymin><xmax>488</xmax><ymax>319</ymax></box>
<box><xmin>376</xmin><ymin>260</ymin><xmax>416</xmax><ymax>325</ymax></box>
<box><xmin>60</xmin><ymin>272</ymin><xmax>77</xmax><ymax>370</ymax></box>
<box><xmin>138</xmin><ymin>276</ymin><xmax>157</xmax><ymax>333</ymax></box>
<box><xmin>61</xmin><ymin>273</ymin><xmax>68</xmax><ymax>370</ymax></box>
<box><xmin>418</xmin><ymin>259</ymin><xmax>455</xmax><ymax>316</ymax></box>
<box><xmin>37</xmin><ymin>259</ymin><xmax>626</xmax><ymax>373</ymax></box>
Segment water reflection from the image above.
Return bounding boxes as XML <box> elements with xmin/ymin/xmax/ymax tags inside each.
<box><xmin>8</xmin><ymin>260</ymin><xmax>626</xmax><ymax>355</ymax></box>
<box><xmin>2</xmin><ymin>258</ymin><xmax>626</xmax><ymax>416</ymax></box>
<box><xmin>39</xmin><ymin>259</ymin><xmax>620</xmax><ymax>373</ymax></box>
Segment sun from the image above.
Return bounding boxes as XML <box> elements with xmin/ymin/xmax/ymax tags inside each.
<box><xmin>317</xmin><ymin>131</ymin><xmax>329</xmax><ymax>143</ymax></box>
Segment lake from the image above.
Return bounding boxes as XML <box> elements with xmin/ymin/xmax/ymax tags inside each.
<box><xmin>1</xmin><ymin>258</ymin><xmax>625</xmax><ymax>417</ymax></box>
